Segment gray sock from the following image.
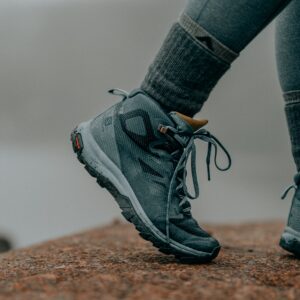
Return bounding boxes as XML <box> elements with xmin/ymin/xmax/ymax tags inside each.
<box><xmin>284</xmin><ymin>91</ymin><xmax>300</xmax><ymax>171</ymax></box>
<box><xmin>141</xmin><ymin>13</ymin><xmax>238</xmax><ymax>116</ymax></box>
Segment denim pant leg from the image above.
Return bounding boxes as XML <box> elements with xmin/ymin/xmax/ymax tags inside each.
<box><xmin>184</xmin><ymin>0</ymin><xmax>292</xmax><ymax>52</ymax></box>
<box><xmin>276</xmin><ymin>0</ymin><xmax>300</xmax><ymax>93</ymax></box>
<box><xmin>276</xmin><ymin>1</ymin><xmax>300</xmax><ymax>172</ymax></box>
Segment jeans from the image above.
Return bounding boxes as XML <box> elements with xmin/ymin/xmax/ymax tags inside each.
<box><xmin>276</xmin><ymin>0</ymin><xmax>300</xmax><ymax>93</ymax></box>
<box><xmin>184</xmin><ymin>0</ymin><xmax>296</xmax><ymax>93</ymax></box>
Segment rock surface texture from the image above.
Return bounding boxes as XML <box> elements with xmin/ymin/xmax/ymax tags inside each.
<box><xmin>0</xmin><ymin>221</ymin><xmax>299</xmax><ymax>300</ymax></box>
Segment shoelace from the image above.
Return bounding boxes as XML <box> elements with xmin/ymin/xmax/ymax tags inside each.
<box><xmin>281</xmin><ymin>184</ymin><xmax>297</xmax><ymax>200</ymax></box>
<box><xmin>159</xmin><ymin>125</ymin><xmax>232</xmax><ymax>243</ymax></box>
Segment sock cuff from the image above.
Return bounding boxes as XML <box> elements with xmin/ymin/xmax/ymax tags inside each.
<box><xmin>141</xmin><ymin>22</ymin><xmax>230</xmax><ymax>116</ymax></box>
<box><xmin>284</xmin><ymin>91</ymin><xmax>300</xmax><ymax>104</ymax></box>
<box><xmin>179</xmin><ymin>13</ymin><xmax>239</xmax><ymax>64</ymax></box>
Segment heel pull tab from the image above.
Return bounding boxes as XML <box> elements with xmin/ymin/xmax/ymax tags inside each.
<box><xmin>108</xmin><ymin>88</ymin><xmax>129</xmax><ymax>101</ymax></box>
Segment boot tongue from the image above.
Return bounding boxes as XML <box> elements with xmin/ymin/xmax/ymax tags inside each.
<box><xmin>169</xmin><ymin>112</ymin><xmax>208</xmax><ymax>133</ymax></box>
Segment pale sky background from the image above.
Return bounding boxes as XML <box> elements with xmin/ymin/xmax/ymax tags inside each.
<box><xmin>0</xmin><ymin>0</ymin><xmax>295</xmax><ymax>248</ymax></box>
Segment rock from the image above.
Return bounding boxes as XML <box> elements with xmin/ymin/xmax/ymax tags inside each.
<box><xmin>0</xmin><ymin>237</ymin><xmax>12</xmax><ymax>253</ymax></box>
<box><xmin>0</xmin><ymin>221</ymin><xmax>299</xmax><ymax>300</ymax></box>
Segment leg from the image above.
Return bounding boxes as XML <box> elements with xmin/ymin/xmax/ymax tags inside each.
<box><xmin>72</xmin><ymin>0</ymin><xmax>292</xmax><ymax>263</ymax></box>
<box><xmin>275</xmin><ymin>0</ymin><xmax>300</xmax><ymax>256</ymax></box>
<box><xmin>142</xmin><ymin>0</ymin><xmax>292</xmax><ymax>116</ymax></box>
<box><xmin>276</xmin><ymin>0</ymin><xmax>300</xmax><ymax>172</ymax></box>
<box><xmin>185</xmin><ymin>0</ymin><xmax>291</xmax><ymax>52</ymax></box>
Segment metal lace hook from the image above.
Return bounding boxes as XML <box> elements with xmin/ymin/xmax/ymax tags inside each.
<box><xmin>108</xmin><ymin>88</ymin><xmax>129</xmax><ymax>101</ymax></box>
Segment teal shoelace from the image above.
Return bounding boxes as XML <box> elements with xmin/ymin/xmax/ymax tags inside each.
<box><xmin>281</xmin><ymin>184</ymin><xmax>297</xmax><ymax>200</ymax></box>
<box><xmin>158</xmin><ymin>124</ymin><xmax>232</xmax><ymax>242</ymax></box>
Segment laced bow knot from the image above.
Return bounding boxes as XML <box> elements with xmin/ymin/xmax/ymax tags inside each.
<box><xmin>158</xmin><ymin>124</ymin><xmax>232</xmax><ymax>242</ymax></box>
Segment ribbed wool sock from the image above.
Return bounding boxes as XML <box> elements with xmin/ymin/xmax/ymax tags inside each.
<box><xmin>284</xmin><ymin>91</ymin><xmax>300</xmax><ymax>172</ymax></box>
<box><xmin>141</xmin><ymin>13</ymin><xmax>239</xmax><ymax>116</ymax></box>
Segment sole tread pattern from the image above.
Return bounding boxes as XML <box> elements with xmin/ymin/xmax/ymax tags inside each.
<box><xmin>280</xmin><ymin>232</ymin><xmax>300</xmax><ymax>257</ymax></box>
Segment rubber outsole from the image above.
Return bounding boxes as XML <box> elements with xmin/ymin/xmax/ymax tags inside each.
<box><xmin>280</xmin><ymin>228</ymin><xmax>300</xmax><ymax>257</ymax></box>
<box><xmin>71</xmin><ymin>127</ymin><xmax>220</xmax><ymax>263</ymax></box>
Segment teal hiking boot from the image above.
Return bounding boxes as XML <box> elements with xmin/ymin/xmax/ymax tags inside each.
<box><xmin>280</xmin><ymin>173</ymin><xmax>300</xmax><ymax>256</ymax></box>
<box><xmin>71</xmin><ymin>89</ymin><xmax>231</xmax><ymax>263</ymax></box>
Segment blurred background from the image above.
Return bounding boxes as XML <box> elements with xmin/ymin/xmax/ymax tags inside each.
<box><xmin>0</xmin><ymin>0</ymin><xmax>295</xmax><ymax>249</ymax></box>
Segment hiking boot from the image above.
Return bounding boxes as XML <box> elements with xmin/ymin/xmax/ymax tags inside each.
<box><xmin>71</xmin><ymin>88</ymin><xmax>231</xmax><ymax>263</ymax></box>
<box><xmin>280</xmin><ymin>173</ymin><xmax>300</xmax><ymax>256</ymax></box>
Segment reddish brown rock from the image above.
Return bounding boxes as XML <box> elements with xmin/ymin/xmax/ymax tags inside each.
<box><xmin>0</xmin><ymin>221</ymin><xmax>299</xmax><ymax>300</ymax></box>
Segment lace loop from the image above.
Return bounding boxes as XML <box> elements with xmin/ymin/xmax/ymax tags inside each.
<box><xmin>160</xmin><ymin>126</ymin><xmax>232</xmax><ymax>242</ymax></box>
<box><xmin>281</xmin><ymin>184</ymin><xmax>297</xmax><ymax>200</ymax></box>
